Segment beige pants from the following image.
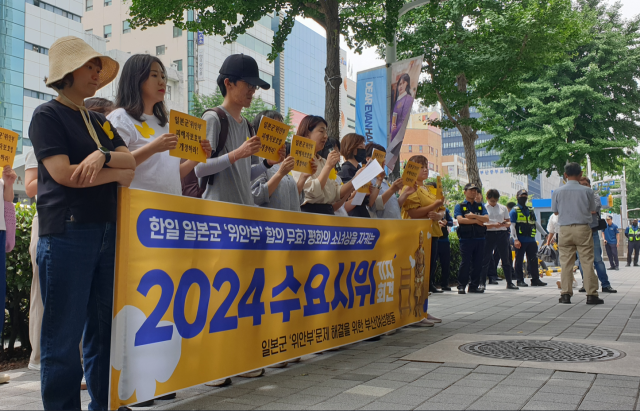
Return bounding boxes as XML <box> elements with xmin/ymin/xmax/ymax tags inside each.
<box><xmin>559</xmin><ymin>224</ymin><xmax>598</xmax><ymax>296</ymax></box>
<box><xmin>28</xmin><ymin>215</ymin><xmax>42</xmax><ymax>369</ymax></box>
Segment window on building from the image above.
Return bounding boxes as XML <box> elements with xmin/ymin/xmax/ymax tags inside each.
<box><xmin>122</xmin><ymin>20</ymin><xmax>131</xmax><ymax>34</ymax></box>
<box><xmin>173</xmin><ymin>59</ymin><xmax>183</xmax><ymax>71</ymax></box>
<box><xmin>24</xmin><ymin>89</ymin><xmax>55</xmax><ymax>101</ymax></box>
<box><xmin>408</xmin><ymin>145</ymin><xmax>413</xmax><ymax>153</ymax></box>
<box><xmin>166</xmin><ymin>85</ymin><xmax>172</xmax><ymax>100</ymax></box>
<box><xmin>258</xmin><ymin>70</ymin><xmax>273</xmax><ymax>85</ymax></box>
<box><xmin>103</xmin><ymin>24</ymin><xmax>112</xmax><ymax>38</ymax></box>
<box><xmin>236</xmin><ymin>33</ymin><xmax>272</xmax><ymax>56</ymax></box>
<box><xmin>27</xmin><ymin>0</ymin><xmax>82</xmax><ymax>21</ymax></box>
<box><xmin>173</xmin><ymin>26</ymin><xmax>182</xmax><ymax>37</ymax></box>
<box><xmin>85</xmin><ymin>29</ymin><xmax>93</xmax><ymax>35</ymax></box>
<box><xmin>257</xmin><ymin>14</ymin><xmax>272</xmax><ymax>28</ymax></box>
<box><xmin>156</xmin><ymin>45</ymin><xmax>165</xmax><ymax>55</ymax></box>
<box><xmin>86</xmin><ymin>0</ymin><xmax>92</xmax><ymax>11</ymax></box>
<box><xmin>436</xmin><ymin>165</ymin><xmax>438</xmax><ymax>172</ymax></box>
<box><xmin>436</xmin><ymin>149</ymin><xmax>438</xmax><ymax>157</ymax></box>
<box><xmin>104</xmin><ymin>0</ymin><xmax>111</xmax><ymax>6</ymax></box>
<box><xmin>25</xmin><ymin>42</ymin><xmax>49</xmax><ymax>55</ymax></box>
<box><xmin>419</xmin><ymin>145</ymin><xmax>423</xmax><ymax>152</ymax></box>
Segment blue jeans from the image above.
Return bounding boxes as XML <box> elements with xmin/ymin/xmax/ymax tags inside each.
<box><xmin>38</xmin><ymin>222</ymin><xmax>116</xmax><ymax>410</ymax></box>
<box><xmin>0</xmin><ymin>230</ymin><xmax>6</xmax><ymax>338</ymax></box>
<box><xmin>578</xmin><ymin>231</ymin><xmax>610</xmax><ymax>288</ymax></box>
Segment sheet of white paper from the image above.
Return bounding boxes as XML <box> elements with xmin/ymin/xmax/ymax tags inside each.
<box><xmin>351</xmin><ymin>161</ymin><xmax>384</xmax><ymax>190</ymax></box>
<box><xmin>352</xmin><ymin>192</ymin><xmax>366</xmax><ymax>206</ymax></box>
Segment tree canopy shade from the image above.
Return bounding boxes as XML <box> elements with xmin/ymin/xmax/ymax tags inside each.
<box><xmin>128</xmin><ymin>0</ymin><xmax>405</xmax><ymax>141</ymax></box>
<box><xmin>479</xmin><ymin>0</ymin><xmax>640</xmax><ymax>178</ymax></box>
<box><xmin>394</xmin><ymin>0</ymin><xmax>588</xmax><ymax>187</ymax></box>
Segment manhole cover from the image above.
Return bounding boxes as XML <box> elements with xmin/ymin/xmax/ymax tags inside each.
<box><xmin>459</xmin><ymin>340</ymin><xmax>625</xmax><ymax>362</ymax></box>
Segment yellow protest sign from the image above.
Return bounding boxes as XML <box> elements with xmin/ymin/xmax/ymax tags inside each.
<box><xmin>402</xmin><ymin>161</ymin><xmax>421</xmax><ymax>186</ymax></box>
<box><xmin>358</xmin><ymin>182</ymin><xmax>371</xmax><ymax>194</ymax></box>
<box><xmin>436</xmin><ymin>175</ymin><xmax>443</xmax><ymax>200</ymax></box>
<box><xmin>256</xmin><ymin>116</ymin><xmax>290</xmax><ymax>162</ymax></box>
<box><xmin>371</xmin><ymin>149</ymin><xmax>386</xmax><ymax>167</ymax></box>
<box><xmin>110</xmin><ymin>188</ymin><xmax>433</xmax><ymax>408</ymax></box>
<box><xmin>0</xmin><ymin>128</ymin><xmax>19</xmax><ymax>168</ymax></box>
<box><xmin>169</xmin><ymin>110</ymin><xmax>207</xmax><ymax>163</ymax></box>
<box><xmin>291</xmin><ymin>135</ymin><xmax>316</xmax><ymax>174</ymax></box>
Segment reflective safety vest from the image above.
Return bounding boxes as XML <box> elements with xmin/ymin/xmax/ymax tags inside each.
<box><xmin>515</xmin><ymin>205</ymin><xmax>536</xmax><ymax>238</ymax></box>
<box><xmin>629</xmin><ymin>227</ymin><xmax>640</xmax><ymax>241</ymax></box>
<box><xmin>457</xmin><ymin>202</ymin><xmax>487</xmax><ymax>239</ymax></box>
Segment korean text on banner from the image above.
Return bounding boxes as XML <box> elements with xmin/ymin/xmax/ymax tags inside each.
<box><xmin>0</xmin><ymin>128</ymin><xmax>19</xmax><ymax>168</ymax></box>
<box><xmin>291</xmin><ymin>135</ymin><xmax>316</xmax><ymax>174</ymax></box>
<box><xmin>169</xmin><ymin>110</ymin><xmax>207</xmax><ymax>163</ymax></box>
<box><xmin>355</xmin><ymin>66</ymin><xmax>387</xmax><ymax>148</ymax></box>
<box><xmin>372</xmin><ymin>149</ymin><xmax>386</xmax><ymax>167</ymax></box>
<box><xmin>110</xmin><ymin>188</ymin><xmax>434</xmax><ymax>408</ymax></box>
<box><xmin>256</xmin><ymin>116</ymin><xmax>290</xmax><ymax>162</ymax></box>
<box><xmin>402</xmin><ymin>161</ymin><xmax>421</xmax><ymax>186</ymax></box>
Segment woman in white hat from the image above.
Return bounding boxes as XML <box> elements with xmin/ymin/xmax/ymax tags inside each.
<box><xmin>28</xmin><ymin>36</ymin><xmax>136</xmax><ymax>410</ymax></box>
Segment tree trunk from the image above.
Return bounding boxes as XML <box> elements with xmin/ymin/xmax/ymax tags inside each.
<box><xmin>455</xmin><ymin>73</ymin><xmax>482</xmax><ymax>188</ymax></box>
<box><xmin>321</xmin><ymin>0</ymin><xmax>342</xmax><ymax>142</ymax></box>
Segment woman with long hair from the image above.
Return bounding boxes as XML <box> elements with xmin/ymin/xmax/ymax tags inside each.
<box><xmin>291</xmin><ymin>115</ymin><xmax>357</xmax><ymax>215</ymax></box>
<box><xmin>108</xmin><ymin>54</ymin><xmax>211</xmax><ymax>195</ymax></box>
<box><xmin>390</xmin><ymin>73</ymin><xmax>414</xmax><ymax>142</ymax></box>
<box><xmin>28</xmin><ymin>36</ymin><xmax>136</xmax><ymax>409</ymax></box>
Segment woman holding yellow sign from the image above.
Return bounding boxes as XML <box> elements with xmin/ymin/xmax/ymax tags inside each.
<box><xmin>108</xmin><ymin>55</ymin><xmax>212</xmax><ymax>195</ymax></box>
<box><xmin>292</xmin><ymin>115</ymin><xmax>359</xmax><ymax>215</ymax></box>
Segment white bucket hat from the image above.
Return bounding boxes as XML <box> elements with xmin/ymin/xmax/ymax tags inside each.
<box><xmin>45</xmin><ymin>36</ymin><xmax>118</xmax><ymax>90</ymax></box>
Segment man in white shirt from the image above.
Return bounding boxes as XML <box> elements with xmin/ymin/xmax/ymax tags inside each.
<box><xmin>479</xmin><ymin>189</ymin><xmax>519</xmax><ymax>290</ymax></box>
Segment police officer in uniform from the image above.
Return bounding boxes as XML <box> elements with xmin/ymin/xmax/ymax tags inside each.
<box><xmin>510</xmin><ymin>189</ymin><xmax>548</xmax><ymax>287</ymax></box>
<box><xmin>454</xmin><ymin>183</ymin><xmax>489</xmax><ymax>294</ymax></box>
<box><xmin>625</xmin><ymin>219</ymin><xmax>640</xmax><ymax>266</ymax></box>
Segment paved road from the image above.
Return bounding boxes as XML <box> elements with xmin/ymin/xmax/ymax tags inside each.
<box><xmin>2</xmin><ymin>267</ymin><xmax>639</xmax><ymax>410</ymax></box>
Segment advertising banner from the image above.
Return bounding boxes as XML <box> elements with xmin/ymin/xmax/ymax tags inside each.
<box><xmin>355</xmin><ymin>66</ymin><xmax>387</xmax><ymax>148</ymax></box>
<box><xmin>109</xmin><ymin>188</ymin><xmax>434</xmax><ymax>408</ymax></box>
<box><xmin>386</xmin><ymin>57</ymin><xmax>423</xmax><ymax>171</ymax></box>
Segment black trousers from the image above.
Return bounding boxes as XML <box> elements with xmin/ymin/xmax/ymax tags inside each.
<box><xmin>457</xmin><ymin>239</ymin><xmax>485</xmax><ymax>290</ymax></box>
<box><xmin>605</xmin><ymin>243</ymin><xmax>619</xmax><ymax>268</ymax></box>
<box><xmin>515</xmin><ymin>241</ymin><xmax>539</xmax><ymax>282</ymax></box>
<box><xmin>480</xmin><ymin>231</ymin><xmax>514</xmax><ymax>285</ymax></box>
<box><xmin>429</xmin><ymin>237</ymin><xmax>439</xmax><ymax>288</ymax></box>
<box><xmin>628</xmin><ymin>241</ymin><xmax>640</xmax><ymax>265</ymax></box>
<box><xmin>436</xmin><ymin>241</ymin><xmax>451</xmax><ymax>287</ymax></box>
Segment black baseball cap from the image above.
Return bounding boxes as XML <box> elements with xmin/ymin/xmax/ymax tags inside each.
<box><xmin>517</xmin><ymin>189</ymin><xmax>528</xmax><ymax>197</ymax></box>
<box><xmin>464</xmin><ymin>183</ymin><xmax>479</xmax><ymax>191</ymax></box>
<box><xmin>219</xmin><ymin>54</ymin><xmax>270</xmax><ymax>90</ymax></box>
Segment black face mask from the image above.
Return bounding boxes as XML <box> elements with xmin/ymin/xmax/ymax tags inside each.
<box><xmin>354</xmin><ymin>148</ymin><xmax>367</xmax><ymax>164</ymax></box>
<box><xmin>517</xmin><ymin>197</ymin><xmax>528</xmax><ymax>206</ymax></box>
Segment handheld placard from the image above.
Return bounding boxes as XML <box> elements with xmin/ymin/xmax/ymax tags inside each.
<box><xmin>255</xmin><ymin>116</ymin><xmax>290</xmax><ymax>161</ymax></box>
<box><xmin>169</xmin><ymin>110</ymin><xmax>207</xmax><ymax>163</ymax></box>
<box><xmin>402</xmin><ymin>161</ymin><xmax>421</xmax><ymax>186</ymax></box>
<box><xmin>371</xmin><ymin>149</ymin><xmax>386</xmax><ymax>167</ymax></box>
<box><xmin>291</xmin><ymin>135</ymin><xmax>316</xmax><ymax>174</ymax></box>
<box><xmin>0</xmin><ymin>128</ymin><xmax>19</xmax><ymax>168</ymax></box>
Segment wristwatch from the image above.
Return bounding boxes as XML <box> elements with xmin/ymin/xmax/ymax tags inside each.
<box><xmin>99</xmin><ymin>146</ymin><xmax>111</xmax><ymax>164</ymax></box>
<box><xmin>371</xmin><ymin>183</ymin><xmax>380</xmax><ymax>190</ymax></box>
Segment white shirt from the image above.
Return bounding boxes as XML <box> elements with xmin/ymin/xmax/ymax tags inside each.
<box><xmin>547</xmin><ymin>213</ymin><xmax>559</xmax><ymax>234</ymax></box>
<box><xmin>108</xmin><ymin>108</ymin><xmax>182</xmax><ymax>196</ymax></box>
<box><xmin>25</xmin><ymin>149</ymin><xmax>39</xmax><ymax>216</ymax></box>
<box><xmin>485</xmin><ymin>202</ymin><xmax>510</xmax><ymax>231</ymax></box>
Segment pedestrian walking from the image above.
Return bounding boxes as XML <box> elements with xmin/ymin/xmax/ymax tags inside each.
<box><xmin>455</xmin><ymin>183</ymin><xmax>489</xmax><ymax>294</ymax></box>
<box><xmin>603</xmin><ymin>215</ymin><xmax>620</xmax><ymax>270</ymax></box>
<box><xmin>510</xmin><ymin>189</ymin><xmax>548</xmax><ymax>287</ymax></box>
<box><xmin>28</xmin><ymin>36</ymin><xmax>137</xmax><ymax>409</ymax></box>
<box><xmin>552</xmin><ymin>162</ymin><xmax>602</xmax><ymax>305</ymax></box>
<box><xmin>625</xmin><ymin>219</ymin><xmax>640</xmax><ymax>266</ymax></box>
<box><xmin>480</xmin><ymin>189</ymin><xmax>519</xmax><ymax>290</ymax></box>
<box><xmin>576</xmin><ymin>177</ymin><xmax>617</xmax><ymax>293</ymax></box>
<box><xmin>436</xmin><ymin>208</ymin><xmax>454</xmax><ymax>291</ymax></box>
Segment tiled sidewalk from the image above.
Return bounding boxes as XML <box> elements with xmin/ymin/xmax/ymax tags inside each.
<box><xmin>1</xmin><ymin>267</ymin><xmax>639</xmax><ymax>410</ymax></box>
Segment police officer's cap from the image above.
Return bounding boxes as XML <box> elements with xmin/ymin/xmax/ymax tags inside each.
<box><xmin>516</xmin><ymin>189</ymin><xmax>529</xmax><ymax>197</ymax></box>
<box><xmin>464</xmin><ymin>183</ymin><xmax>480</xmax><ymax>191</ymax></box>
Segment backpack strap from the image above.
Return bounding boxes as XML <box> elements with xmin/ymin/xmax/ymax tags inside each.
<box><xmin>200</xmin><ymin>107</ymin><xmax>230</xmax><ymax>187</ymax></box>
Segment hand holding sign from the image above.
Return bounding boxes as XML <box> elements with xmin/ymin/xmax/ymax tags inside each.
<box><xmin>291</xmin><ymin>136</ymin><xmax>316</xmax><ymax>174</ymax></box>
<box><xmin>169</xmin><ymin>110</ymin><xmax>207</xmax><ymax>163</ymax></box>
<box><xmin>255</xmin><ymin>116</ymin><xmax>291</xmax><ymax>162</ymax></box>
<box><xmin>0</xmin><ymin>128</ymin><xmax>19</xmax><ymax>168</ymax></box>
<box><xmin>402</xmin><ymin>161</ymin><xmax>421</xmax><ymax>186</ymax></box>
<box><xmin>371</xmin><ymin>149</ymin><xmax>386</xmax><ymax>167</ymax></box>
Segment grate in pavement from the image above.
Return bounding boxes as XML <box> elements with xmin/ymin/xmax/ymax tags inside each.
<box><xmin>459</xmin><ymin>340</ymin><xmax>626</xmax><ymax>362</ymax></box>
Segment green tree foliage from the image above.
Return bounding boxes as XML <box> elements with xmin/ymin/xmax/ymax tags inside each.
<box><xmin>480</xmin><ymin>0</ymin><xmax>640</xmax><ymax>177</ymax></box>
<box><xmin>394</xmin><ymin>0</ymin><xmax>587</xmax><ymax>188</ymax></box>
<box><xmin>3</xmin><ymin>202</ymin><xmax>36</xmax><ymax>353</ymax></box>
<box><xmin>128</xmin><ymin>0</ymin><xmax>405</xmax><ymax>141</ymax></box>
<box><xmin>427</xmin><ymin>175</ymin><xmax>465</xmax><ymax>208</ymax></box>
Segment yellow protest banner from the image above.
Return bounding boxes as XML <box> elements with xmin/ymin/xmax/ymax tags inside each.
<box><xmin>0</xmin><ymin>128</ymin><xmax>19</xmax><ymax>168</ymax></box>
<box><xmin>255</xmin><ymin>116</ymin><xmax>290</xmax><ymax>162</ymax></box>
<box><xmin>110</xmin><ymin>188</ymin><xmax>433</xmax><ymax>408</ymax></box>
<box><xmin>291</xmin><ymin>135</ymin><xmax>316</xmax><ymax>174</ymax></box>
<box><xmin>402</xmin><ymin>161</ymin><xmax>421</xmax><ymax>186</ymax></box>
<box><xmin>436</xmin><ymin>175</ymin><xmax>443</xmax><ymax>200</ymax></box>
<box><xmin>371</xmin><ymin>149</ymin><xmax>386</xmax><ymax>167</ymax></box>
<box><xmin>169</xmin><ymin>110</ymin><xmax>207</xmax><ymax>163</ymax></box>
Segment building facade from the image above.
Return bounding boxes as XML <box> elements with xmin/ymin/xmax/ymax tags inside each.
<box><xmin>442</xmin><ymin>154</ymin><xmax>468</xmax><ymax>185</ymax></box>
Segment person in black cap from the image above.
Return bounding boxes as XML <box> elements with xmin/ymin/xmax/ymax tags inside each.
<box><xmin>194</xmin><ymin>53</ymin><xmax>284</xmax><ymax>206</ymax></box>
<box><xmin>510</xmin><ymin>189</ymin><xmax>548</xmax><ymax>287</ymax></box>
<box><xmin>454</xmin><ymin>183</ymin><xmax>489</xmax><ymax>294</ymax></box>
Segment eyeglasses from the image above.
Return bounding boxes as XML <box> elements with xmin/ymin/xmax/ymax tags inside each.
<box><xmin>240</xmin><ymin>80</ymin><xmax>259</xmax><ymax>91</ymax></box>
